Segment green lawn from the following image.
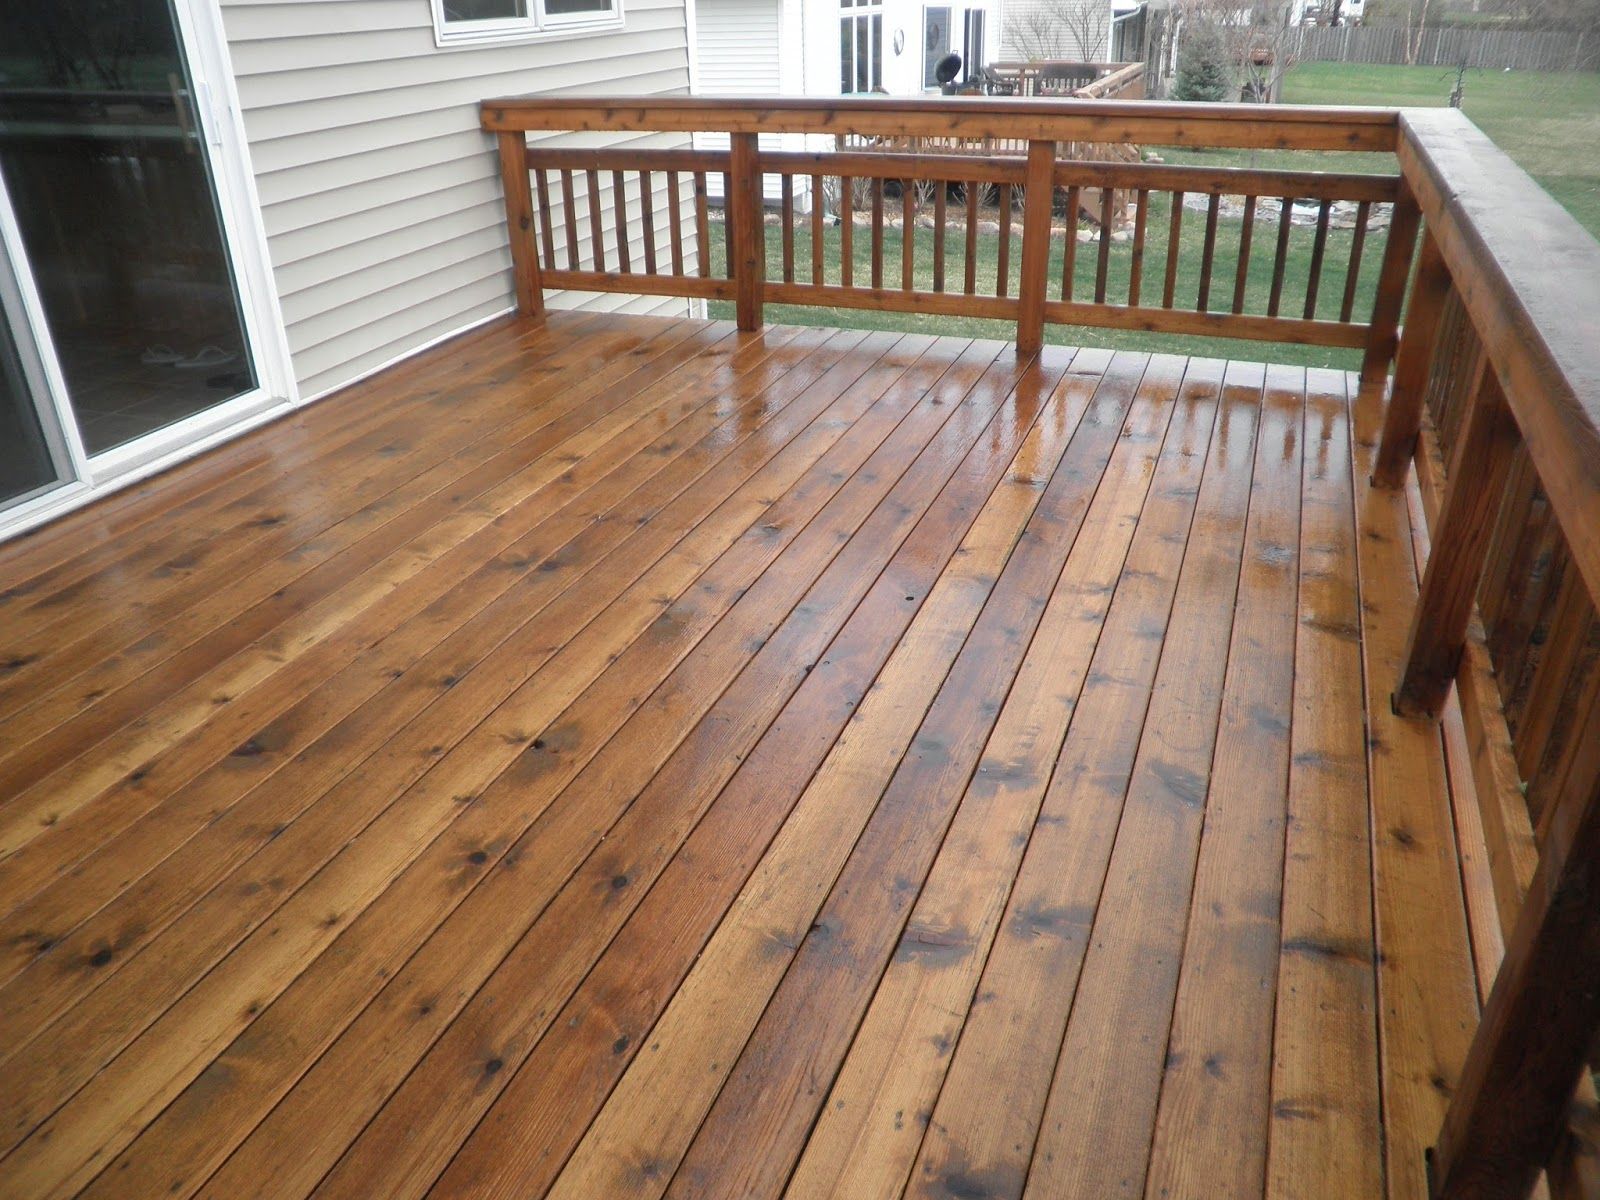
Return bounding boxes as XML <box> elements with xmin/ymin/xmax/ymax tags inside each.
<box><xmin>709</xmin><ymin>200</ymin><xmax>1382</xmax><ymax>368</ymax></box>
<box><xmin>710</xmin><ymin>63</ymin><xmax>1600</xmax><ymax>365</ymax></box>
<box><xmin>1190</xmin><ymin>62</ymin><xmax>1600</xmax><ymax>240</ymax></box>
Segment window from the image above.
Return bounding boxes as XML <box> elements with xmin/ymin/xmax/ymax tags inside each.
<box><xmin>432</xmin><ymin>0</ymin><xmax>621</xmax><ymax>45</ymax></box>
<box><xmin>923</xmin><ymin>6</ymin><xmax>952</xmax><ymax>89</ymax></box>
<box><xmin>839</xmin><ymin>0</ymin><xmax>883</xmax><ymax>93</ymax></box>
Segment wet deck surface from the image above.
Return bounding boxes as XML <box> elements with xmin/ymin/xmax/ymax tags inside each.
<box><xmin>0</xmin><ymin>312</ymin><xmax>1482</xmax><ymax>1199</ymax></box>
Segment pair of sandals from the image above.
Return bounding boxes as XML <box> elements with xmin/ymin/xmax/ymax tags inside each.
<box><xmin>140</xmin><ymin>344</ymin><xmax>238</xmax><ymax>370</ymax></box>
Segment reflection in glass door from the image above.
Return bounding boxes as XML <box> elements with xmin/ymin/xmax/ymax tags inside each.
<box><xmin>0</xmin><ymin>1</ymin><xmax>259</xmax><ymax>457</ymax></box>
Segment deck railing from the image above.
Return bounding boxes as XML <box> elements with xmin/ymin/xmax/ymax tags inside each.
<box><xmin>482</xmin><ymin>95</ymin><xmax>1600</xmax><ymax>1200</ymax></box>
<box><xmin>1372</xmin><ymin>107</ymin><xmax>1600</xmax><ymax>1200</ymax></box>
<box><xmin>481</xmin><ymin>97</ymin><xmax>1408</xmax><ymax>371</ymax></box>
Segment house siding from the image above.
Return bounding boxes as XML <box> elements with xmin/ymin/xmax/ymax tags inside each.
<box><xmin>997</xmin><ymin>0</ymin><xmax>1110</xmax><ymax>60</ymax></box>
<box><xmin>219</xmin><ymin>0</ymin><xmax>696</xmax><ymax>401</ymax></box>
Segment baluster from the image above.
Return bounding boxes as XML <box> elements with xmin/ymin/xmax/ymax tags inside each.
<box><xmin>1162</xmin><ymin>191</ymin><xmax>1184</xmax><ymax>309</ymax></box>
<box><xmin>722</xmin><ymin>170</ymin><xmax>735</xmax><ymax>278</ymax></box>
<box><xmin>561</xmin><ymin>168</ymin><xmax>580</xmax><ymax>270</ymax></box>
<box><xmin>587</xmin><ymin>168</ymin><xmax>604</xmax><ymax>271</ymax></box>
<box><xmin>1095</xmin><ymin>185</ymin><xmax>1116</xmax><ymax>305</ymax></box>
<box><xmin>1016</xmin><ymin>140</ymin><xmax>1055</xmax><ymax>355</ymax></box>
<box><xmin>781</xmin><ymin>174</ymin><xmax>795</xmax><ymax>284</ymax></box>
<box><xmin>1268</xmin><ymin>196</ymin><xmax>1295</xmax><ymax>317</ymax></box>
<box><xmin>1428</xmin><ymin>673</ymin><xmax>1600</xmax><ymax>1200</ymax></box>
<box><xmin>901</xmin><ymin>181</ymin><xmax>915</xmax><ymax>292</ymax></box>
<box><xmin>1373</xmin><ymin>229</ymin><xmax>1452</xmax><ymax>486</ymax></box>
<box><xmin>841</xmin><ymin>177</ymin><xmax>854</xmax><ymax>287</ymax></box>
<box><xmin>996</xmin><ymin>183</ymin><xmax>1013</xmax><ymax>298</ymax></box>
<box><xmin>1394</xmin><ymin>357</ymin><xmax>1520</xmax><ymax>717</ymax></box>
<box><xmin>1339</xmin><ymin>200</ymin><xmax>1371</xmax><ymax>322</ymax></box>
<box><xmin>811</xmin><ymin>174</ymin><xmax>825</xmax><ymax>285</ymax></box>
<box><xmin>1303</xmin><ymin>199</ymin><xmax>1332</xmax><ymax>319</ymax></box>
<box><xmin>1128</xmin><ymin>189</ymin><xmax>1148</xmax><ymax>307</ymax></box>
<box><xmin>964</xmin><ymin>182</ymin><xmax>978</xmax><ymax>295</ymax></box>
<box><xmin>535</xmin><ymin>168</ymin><xmax>556</xmax><ymax>269</ymax></box>
<box><xmin>1232</xmin><ymin>195</ymin><xmax>1256</xmax><ymax>315</ymax></box>
<box><xmin>1196</xmin><ymin>193</ymin><xmax>1220</xmax><ymax>312</ymax></box>
<box><xmin>729</xmin><ymin>133</ymin><xmax>763</xmax><ymax>330</ymax></box>
<box><xmin>1515</xmin><ymin>573</ymin><xmax>1591</xmax><ymax>783</ymax></box>
<box><xmin>694</xmin><ymin>172</ymin><xmax>711</xmax><ymax>277</ymax></box>
<box><xmin>639</xmin><ymin>170</ymin><xmax>657</xmax><ymax>275</ymax></box>
<box><xmin>933</xmin><ymin>180</ymin><xmax>947</xmax><ymax>293</ymax></box>
<box><xmin>667</xmin><ymin>170</ymin><xmax>685</xmax><ymax>276</ymax></box>
<box><xmin>495</xmin><ymin>132</ymin><xmax>542</xmax><ymax>316</ymax></box>
<box><xmin>871</xmin><ymin>177</ymin><xmax>885</xmax><ymax>290</ymax></box>
<box><xmin>1061</xmin><ymin>184</ymin><xmax>1081</xmax><ymax>302</ymax></box>
<box><xmin>613</xmin><ymin>170</ymin><xmax>630</xmax><ymax>274</ymax></box>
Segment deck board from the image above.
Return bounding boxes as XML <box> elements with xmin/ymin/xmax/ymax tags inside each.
<box><xmin>0</xmin><ymin>312</ymin><xmax>1484</xmax><ymax>1200</ymax></box>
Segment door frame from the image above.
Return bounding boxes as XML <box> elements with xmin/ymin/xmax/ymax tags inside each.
<box><xmin>0</xmin><ymin>0</ymin><xmax>297</xmax><ymax>543</ymax></box>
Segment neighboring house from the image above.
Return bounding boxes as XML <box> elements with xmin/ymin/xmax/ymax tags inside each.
<box><xmin>693</xmin><ymin>0</ymin><xmax>997</xmax><ymax>101</ymax></box>
<box><xmin>0</xmin><ymin>0</ymin><xmax>697</xmax><ymax>540</ymax></box>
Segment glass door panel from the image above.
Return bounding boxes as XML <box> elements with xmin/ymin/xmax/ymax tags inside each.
<box><xmin>0</xmin><ymin>315</ymin><xmax>60</xmax><ymax>508</ymax></box>
<box><xmin>0</xmin><ymin>1</ymin><xmax>258</xmax><ymax>457</ymax></box>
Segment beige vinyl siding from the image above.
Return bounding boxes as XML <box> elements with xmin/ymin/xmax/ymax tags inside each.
<box><xmin>220</xmin><ymin>0</ymin><xmax>695</xmax><ymax>401</ymax></box>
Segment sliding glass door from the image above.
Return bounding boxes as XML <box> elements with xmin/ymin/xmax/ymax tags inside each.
<box><xmin>0</xmin><ymin>0</ymin><xmax>290</xmax><ymax>532</ymax></box>
<box><xmin>0</xmin><ymin>309</ymin><xmax>61</xmax><ymax>510</ymax></box>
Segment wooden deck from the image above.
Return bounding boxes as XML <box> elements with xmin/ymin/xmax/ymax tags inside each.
<box><xmin>0</xmin><ymin>311</ymin><xmax>1491</xmax><ymax>1200</ymax></box>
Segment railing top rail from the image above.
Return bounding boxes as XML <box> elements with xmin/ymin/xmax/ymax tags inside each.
<box><xmin>479</xmin><ymin>95</ymin><xmax>1399</xmax><ymax>151</ymax></box>
<box><xmin>1398</xmin><ymin>106</ymin><xmax>1600</xmax><ymax>604</ymax></box>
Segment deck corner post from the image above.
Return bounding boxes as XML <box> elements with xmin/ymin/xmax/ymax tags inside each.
<box><xmin>1361</xmin><ymin>178</ymin><xmax>1424</xmax><ymax>392</ymax></box>
<box><xmin>496</xmin><ymin>130</ymin><xmax>544</xmax><ymax>318</ymax></box>
<box><xmin>729</xmin><ymin>132</ymin><xmax>765</xmax><ymax>332</ymax></box>
<box><xmin>1374</xmin><ymin>229</ymin><xmax>1452</xmax><ymax>489</ymax></box>
<box><xmin>1392</xmin><ymin>358</ymin><xmax>1518</xmax><ymax>719</ymax></box>
<box><xmin>1016</xmin><ymin>139</ymin><xmax>1057</xmax><ymax>357</ymax></box>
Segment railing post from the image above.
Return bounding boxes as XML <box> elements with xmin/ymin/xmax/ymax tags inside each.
<box><xmin>729</xmin><ymin>133</ymin><xmax>764</xmax><ymax>332</ymax></box>
<box><xmin>1392</xmin><ymin>357</ymin><xmax>1518</xmax><ymax>718</ymax></box>
<box><xmin>1430</xmin><ymin>682</ymin><xmax>1600</xmax><ymax>1200</ymax></box>
<box><xmin>1361</xmin><ymin>176</ymin><xmax>1423</xmax><ymax>387</ymax></box>
<box><xmin>496</xmin><ymin>131</ymin><xmax>543</xmax><ymax>318</ymax></box>
<box><xmin>1373</xmin><ymin>229</ymin><xmax>1452</xmax><ymax>488</ymax></box>
<box><xmin>1016</xmin><ymin>139</ymin><xmax>1057</xmax><ymax>357</ymax></box>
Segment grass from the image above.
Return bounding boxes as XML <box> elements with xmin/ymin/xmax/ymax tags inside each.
<box><xmin>710</xmin><ymin>63</ymin><xmax>1600</xmax><ymax>366</ymax></box>
<box><xmin>708</xmin><ymin>197</ymin><xmax>1382</xmax><ymax>368</ymax></box>
<box><xmin>1172</xmin><ymin>62</ymin><xmax>1600</xmax><ymax>239</ymax></box>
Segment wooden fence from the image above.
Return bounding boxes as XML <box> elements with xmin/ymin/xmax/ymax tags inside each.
<box><xmin>1292</xmin><ymin>24</ymin><xmax>1597</xmax><ymax>71</ymax></box>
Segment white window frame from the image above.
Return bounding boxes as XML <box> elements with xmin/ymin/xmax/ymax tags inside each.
<box><xmin>430</xmin><ymin>0</ymin><xmax>625</xmax><ymax>47</ymax></box>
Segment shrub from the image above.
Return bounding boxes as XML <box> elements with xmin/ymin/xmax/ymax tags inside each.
<box><xmin>1173</xmin><ymin>23</ymin><xmax>1236</xmax><ymax>101</ymax></box>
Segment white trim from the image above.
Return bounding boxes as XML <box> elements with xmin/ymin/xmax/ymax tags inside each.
<box><xmin>174</xmin><ymin>0</ymin><xmax>299</xmax><ymax>411</ymax></box>
<box><xmin>685</xmin><ymin>0</ymin><xmax>702</xmax><ymax>91</ymax></box>
<box><xmin>429</xmin><ymin>0</ymin><xmax>625</xmax><ymax>48</ymax></box>
<box><xmin>0</xmin><ymin>0</ymin><xmax>297</xmax><ymax>542</ymax></box>
<box><xmin>0</xmin><ymin>174</ymin><xmax>87</xmax><ymax>490</ymax></box>
<box><xmin>298</xmin><ymin>305</ymin><xmax>515</xmax><ymax>407</ymax></box>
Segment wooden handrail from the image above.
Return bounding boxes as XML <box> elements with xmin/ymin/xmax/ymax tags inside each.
<box><xmin>481</xmin><ymin>95</ymin><xmax>1399</xmax><ymax>150</ymax></box>
<box><xmin>1392</xmin><ymin>108</ymin><xmax>1600</xmax><ymax>605</ymax></box>
<box><xmin>1364</xmin><ymin>108</ymin><xmax>1600</xmax><ymax>1200</ymax></box>
<box><xmin>489</xmin><ymin>100</ymin><xmax>1411</xmax><ymax>358</ymax></box>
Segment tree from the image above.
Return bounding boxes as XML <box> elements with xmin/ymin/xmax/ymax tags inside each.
<box><xmin>1173</xmin><ymin>0</ymin><xmax>1299</xmax><ymax>102</ymax></box>
<box><xmin>1005</xmin><ymin>0</ymin><xmax>1115</xmax><ymax>61</ymax></box>
<box><xmin>1172</xmin><ymin>20</ymin><xmax>1235</xmax><ymax>99</ymax></box>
